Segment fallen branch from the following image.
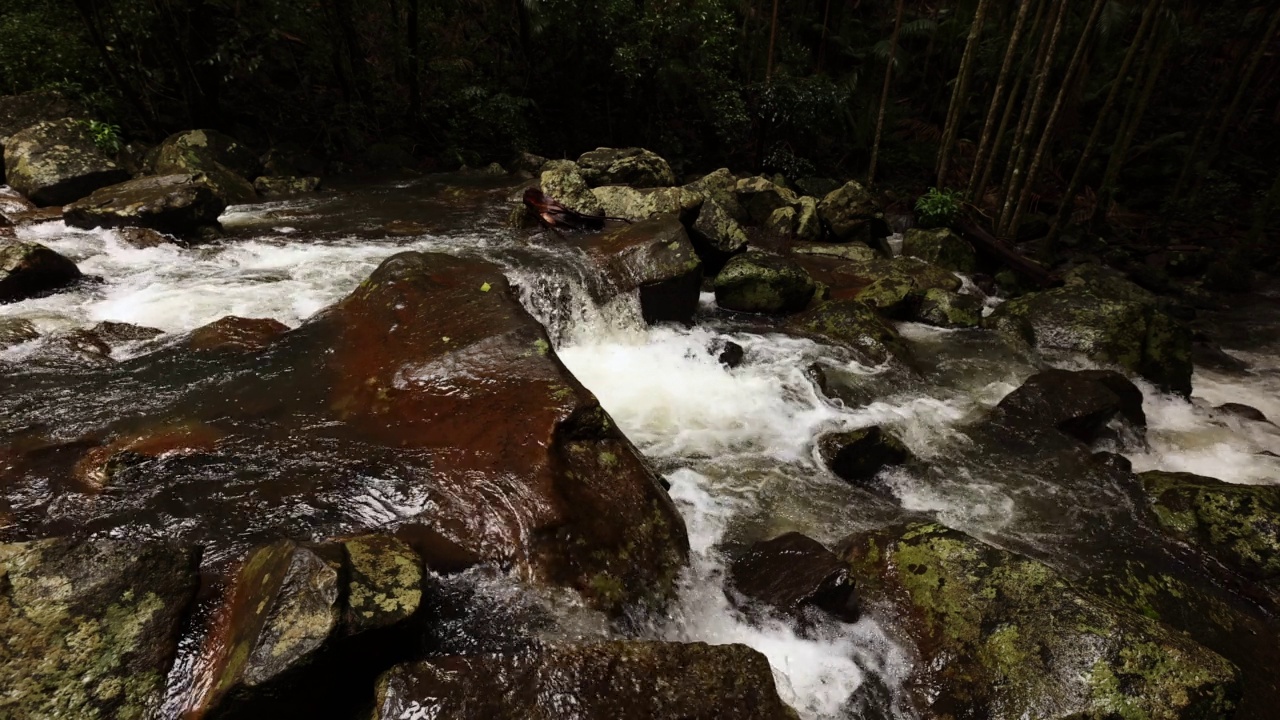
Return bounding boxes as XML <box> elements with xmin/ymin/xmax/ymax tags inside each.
<box><xmin>957</xmin><ymin>219</ymin><xmax>1057</xmax><ymax>288</ymax></box>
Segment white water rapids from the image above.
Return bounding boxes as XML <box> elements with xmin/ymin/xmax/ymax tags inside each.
<box><xmin>3</xmin><ymin>183</ymin><xmax>1279</xmax><ymax>719</ymax></box>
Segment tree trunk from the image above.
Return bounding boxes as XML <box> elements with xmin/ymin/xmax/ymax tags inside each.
<box><xmin>967</xmin><ymin>0</ymin><xmax>1035</xmax><ymax>202</ymax></box>
<box><xmin>868</xmin><ymin>0</ymin><xmax>906</xmax><ymax>185</ymax></box>
<box><xmin>996</xmin><ymin>0</ymin><xmax>1069</xmax><ymax>236</ymax></box>
<box><xmin>977</xmin><ymin>69</ymin><xmax>1027</xmax><ymax>209</ymax></box>
<box><xmin>936</xmin><ymin>0</ymin><xmax>995</xmax><ymax>187</ymax></box>
<box><xmin>407</xmin><ymin>0</ymin><xmax>422</xmax><ymax>123</ymax></box>
<box><xmin>1008</xmin><ymin>0</ymin><xmax>1108</xmax><ymax>238</ymax></box>
<box><xmin>766</xmin><ymin>0</ymin><xmax>780</xmax><ymax>83</ymax></box>
<box><xmin>1047</xmin><ymin>0</ymin><xmax>1163</xmax><ymax>248</ymax></box>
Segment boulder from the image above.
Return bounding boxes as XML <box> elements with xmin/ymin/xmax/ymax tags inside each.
<box><xmin>0</xmin><ymin>537</ymin><xmax>200</xmax><ymax>720</ymax></box>
<box><xmin>714</xmin><ymin>252</ymin><xmax>816</xmax><ymax>314</ymax></box>
<box><xmin>991</xmin><ymin>369</ymin><xmax>1146</xmax><ymax>444</ymax></box>
<box><xmin>118</xmin><ymin>227</ymin><xmax>177</xmax><ymax>248</ymax></box>
<box><xmin>64</xmin><ymin>173</ymin><xmax>227</xmax><ymax>235</ymax></box>
<box><xmin>0</xmin><ymin>241</ymin><xmax>82</xmax><ymax>303</ymax></box>
<box><xmin>682</xmin><ymin>167</ymin><xmax>737</xmax><ymax>200</ymax></box>
<box><xmin>152</xmin><ymin>129</ymin><xmax>258</xmax><ymax>204</ymax></box>
<box><xmin>984</xmin><ymin>267</ymin><xmax>1193</xmax><ymax>396</ymax></box>
<box><xmin>576</xmin><ymin>147</ymin><xmax>675</xmax><ymax>187</ymax></box>
<box><xmin>795</xmin><ymin>195</ymin><xmax>822</xmax><ymax>241</ymax></box>
<box><xmin>840</xmin><ymin>522</ymin><xmax>1242</xmax><ymax>720</ymax></box>
<box><xmin>716</xmin><ymin>339</ymin><xmax>745</xmax><ymax>368</ymax></box>
<box><xmin>3</xmin><ymin>119</ymin><xmax>128</xmax><ymax>206</ymax></box>
<box><xmin>817</xmin><ymin>180</ymin><xmax>886</xmax><ymax>243</ymax></box>
<box><xmin>915</xmin><ymin>288</ymin><xmax>982</xmax><ymax>328</ymax></box>
<box><xmin>186</xmin><ymin>315</ymin><xmax>288</xmax><ymax>352</ymax></box>
<box><xmin>0</xmin><ymin>91</ymin><xmax>84</xmax><ymax>184</ymax></box>
<box><xmin>1139</xmin><ymin>471</ymin><xmax>1280</xmax><ymax>587</ymax></box>
<box><xmin>342</xmin><ymin>534</ymin><xmax>423</xmax><ymax>633</ymax></box>
<box><xmin>253</xmin><ymin>175</ymin><xmax>321</xmax><ymax>197</ymax></box>
<box><xmin>901</xmin><ymin>227</ymin><xmax>976</xmax><ymax>273</ymax></box>
<box><xmin>373</xmin><ymin>642</ymin><xmax>796</xmax><ymax>720</ymax></box>
<box><xmin>765</xmin><ymin>205</ymin><xmax>797</xmax><ymax>235</ymax></box>
<box><xmin>0</xmin><ymin>317</ymin><xmax>39</xmax><ymax>348</ymax></box>
<box><xmin>734</xmin><ymin>176</ymin><xmax>798</xmax><ymax>224</ymax></box>
<box><xmin>818</xmin><ymin>426</ymin><xmax>910</xmax><ymax>483</ymax></box>
<box><xmin>566</xmin><ymin>217</ymin><xmax>703</xmax><ymax>324</ymax></box>
<box><xmin>792</xmin><ymin>242</ymin><xmax>879</xmax><ymax>263</ymax></box>
<box><xmin>786</xmin><ymin>299</ymin><xmax>911</xmax><ymax>366</ymax></box>
<box><xmin>689</xmin><ymin>195</ymin><xmax>749</xmax><ymax>272</ymax></box>
<box><xmin>0</xmin><ymin>186</ymin><xmax>36</xmax><ymax>222</ymax></box>
<box><xmin>540</xmin><ymin>162</ymin><xmax>602</xmax><ymax>216</ymax></box>
<box><xmin>510</xmin><ymin>151</ymin><xmax>548</xmax><ymax>174</ymax></box>
<box><xmin>728</xmin><ymin>532</ymin><xmax>859</xmax><ymax>623</ymax></box>
<box><xmin>590</xmin><ymin>185</ymin><xmax>701</xmax><ymax>222</ymax></box>
<box><xmin>1215</xmin><ymin>403</ymin><xmax>1270</xmax><ymax>424</ymax></box>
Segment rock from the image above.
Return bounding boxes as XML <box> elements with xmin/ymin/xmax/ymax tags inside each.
<box><xmin>0</xmin><ymin>536</ymin><xmax>200</xmax><ymax>720</ymax></box>
<box><xmin>1192</xmin><ymin>338</ymin><xmax>1250</xmax><ymax>374</ymax></box>
<box><xmin>0</xmin><ymin>241</ymin><xmax>82</xmax><ymax>303</ymax></box>
<box><xmin>818</xmin><ymin>426</ymin><xmax>910</xmax><ymax>483</ymax></box>
<box><xmin>792</xmin><ymin>242</ymin><xmax>879</xmax><ymax>263</ymax></box>
<box><xmin>253</xmin><ymin>175</ymin><xmax>321</xmax><ymax>197</ymax></box>
<box><xmin>901</xmin><ymin>227</ymin><xmax>976</xmax><ymax>273</ymax></box>
<box><xmin>714</xmin><ymin>252</ymin><xmax>816</xmax><ymax>314</ymax></box>
<box><xmin>984</xmin><ymin>268</ymin><xmax>1193</xmax><ymax>396</ymax></box>
<box><xmin>0</xmin><ymin>185</ymin><xmax>36</xmax><ymax>222</ymax></box>
<box><xmin>540</xmin><ymin>163</ymin><xmax>602</xmax><ymax>215</ymax></box>
<box><xmin>795</xmin><ymin>196</ymin><xmax>822</xmax><ymax>241</ymax></box>
<box><xmin>840</xmin><ymin>522</ymin><xmax>1242</xmax><ymax>720</ymax></box>
<box><xmin>991</xmin><ymin>369</ymin><xmax>1145</xmax><ymax>444</ymax></box>
<box><xmin>1093</xmin><ymin>450</ymin><xmax>1134</xmax><ymax>474</ymax></box>
<box><xmin>689</xmin><ymin>195</ymin><xmax>749</xmax><ymax>272</ymax></box>
<box><xmin>716</xmin><ymin>339</ymin><xmax>745</xmax><ymax>368</ymax></box>
<box><xmin>73</xmin><ymin>421</ymin><xmax>224</xmax><ymax>491</ymax></box>
<box><xmin>795</xmin><ymin>176</ymin><xmax>840</xmax><ymax>198</ymax></box>
<box><xmin>3</xmin><ymin>119</ymin><xmax>129</xmax><ymax>206</ymax></box>
<box><xmin>1139</xmin><ymin>471</ymin><xmax>1280</xmax><ymax>586</ymax></box>
<box><xmin>734</xmin><ymin>176</ymin><xmax>798</xmax><ymax>224</ymax></box>
<box><xmin>590</xmin><ymin>184</ymin><xmax>702</xmax><ymax>222</ymax></box>
<box><xmin>342</xmin><ymin>534</ymin><xmax>423</xmax><ymax>633</ymax></box>
<box><xmin>817</xmin><ymin>180</ymin><xmax>885</xmax><ymax>243</ymax></box>
<box><xmin>682</xmin><ymin>168</ymin><xmax>737</xmax><ymax>200</ymax></box>
<box><xmin>728</xmin><ymin>532</ymin><xmax>859</xmax><ymax>623</ymax></box>
<box><xmin>118</xmin><ymin>227</ymin><xmax>176</xmax><ymax>248</ymax></box>
<box><xmin>64</xmin><ymin>173</ymin><xmax>227</xmax><ymax>235</ymax></box>
<box><xmin>916</xmin><ymin>288</ymin><xmax>982</xmax><ymax>328</ymax></box>
<box><xmin>260</xmin><ymin>145</ymin><xmax>325</xmax><ymax>178</ymax></box>
<box><xmin>0</xmin><ymin>92</ymin><xmax>84</xmax><ymax>184</ymax></box>
<box><xmin>576</xmin><ymin>147</ymin><xmax>675</xmax><ymax>187</ymax></box>
<box><xmin>187</xmin><ymin>315</ymin><xmax>288</xmax><ymax>352</ymax></box>
<box><xmin>1216</xmin><ymin>403</ymin><xmax>1270</xmax><ymax>424</ymax></box>
<box><xmin>89</xmin><ymin>320</ymin><xmax>164</xmax><ymax>344</ymax></box>
<box><xmin>373</xmin><ymin>641</ymin><xmax>796</xmax><ymax>720</ymax></box>
<box><xmin>0</xmin><ymin>317</ymin><xmax>39</xmax><ymax>348</ymax></box>
<box><xmin>5</xmin><ymin>205</ymin><xmax>63</xmax><ymax>226</ymax></box>
<box><xmin>765</xmin><ymin>205</ymin><xmax>797</xmax><ymax>235</ymax></box>
<box><xmin>511</xmin><ymin>151</ymin><xmax>548</xmax><ymax>174</ymax></box>
<box><xmin>153</xmin><ymin>129</ymin><xmax>258</xmax><ymax>204</ymax></box>
<box><xmin>566</xmin><ymin>217</ymin><xmax>703</xmax><ymax>324</ymax></box>
<box><xmin>786</xmin><ymin>299</ymin><xmax>911</xmax><ymax>366</ymax></box>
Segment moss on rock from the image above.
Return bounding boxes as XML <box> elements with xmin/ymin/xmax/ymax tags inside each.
<box><xmin>714</xmin><ymin>252</ymin><xmax>817</xmax><ymax>314</ymax></box>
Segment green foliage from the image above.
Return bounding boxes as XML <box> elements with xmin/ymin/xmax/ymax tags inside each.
<box><xmin>915</xmin><ymin>187</ymin><xmax>964</xmax><ymax>229</ymax></box>
<box><xmin>79</xmin><ymin>119</ymin><xmax>123</xmax><ymax>156</ymax></box>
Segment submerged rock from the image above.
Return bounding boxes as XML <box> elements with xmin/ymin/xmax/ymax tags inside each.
<box><xmin>985</xmin><ymin>267</ymin><xmax>1193</xmax><ymax>396</ymax></box>
<box><xmin>0</xmin><ymin>316</ymin><xmax>39</xmax><ymax>347</ymax></box>
<box><xmin>714</xmin><ymin>252</ymin><xmax>816</xmax><ymax>314</ymax></box>
<box><xmin>186</xmin><ymin>315</ymin><xmax>288</xmax><ymax>352</ymax></box>
<box><xmin>0</xmin><ymin>241</ymin><xmax>82</xmax><ymax>303</ymax></box>
<box><xmin>373</xmin><ymin>641</ymin><xmax>796</xmax><ymax>720</ymax></box>
<box><xmin>728</xmin><ymin>532</ymin><xmax>859</xmax><ymax>624</ymax></box>
<box><xmin>992</xmin><ymin>369</ymin><xmax>1146</xmax><ymax>444</ymax></box>
<box><xmin>0</xmin><ymin>537</ymin><xmax>200</xmax><ymax>720</ymax></box>
<box><xmin>576</xmin><ymin>147</ymin><xmax>675</xmax><ymax>187</ymax></box>
<box><xmin>566</xmin><ymin>216</ymin><xmax>703</xmax><ymax>324</ymax></box>
<box><xmin>900</xmin><ymin>227</ymin><xmax>976</xmax><ymax>273</ymax></box>
<box><xmin>786</xmin><ymin>299</ymin><xmax>911</xmax><ymax>366</ymax></box>
<box><xmin>841</xmin><ymin>522</ymin><xmax>1242</xmax><ymax>720</ymax></box>
<box><xmin>153</xmin><ymin>129</ymin><xmax>258</xmax><ymax>204</ymax></box>
<box><xmin>818</xmin><ymin>426</ymin><xmax>911</xmax><ymax>483</ymax></box>
<box><xmin>64</xmin><ymin>173</ymin><xmax>227</xmax><ymax>235</ymax></box>
<box><xmin>3</xmin><ymin>118</ymin><xmax>128</xmax><ymax>206</ymax></box>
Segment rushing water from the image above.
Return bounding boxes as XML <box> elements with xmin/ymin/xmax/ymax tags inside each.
<box><xmin>3</xmin><ymin>176</ymin><xmax>1278</xmax><ymax>718</ymax></box>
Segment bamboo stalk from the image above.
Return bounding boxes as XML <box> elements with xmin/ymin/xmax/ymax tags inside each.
<box><xmin>868</xmin><ymin>0</ymin><xmax>906</xmax><ymax>185</ymax></box>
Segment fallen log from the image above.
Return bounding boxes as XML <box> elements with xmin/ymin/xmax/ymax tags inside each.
<box><xmin>958</xmin><ymin>219</ymin><xmax>1057</xmax><ymax>288</ymax></box>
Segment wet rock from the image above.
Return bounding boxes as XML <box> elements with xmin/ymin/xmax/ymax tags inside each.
<box><xmin>915</xmin><ymin>288</ymin><xmax>982</xmax><ymax>328</ymax></box>
<box><xmin>689</xmin><ymin>194</ymin><xmax>749</xmax><ymax>272</ymax></box>
<box><xmin>373</xmin><ymin>641</ymin><xmax>796</xmax><ymax>720</ymax></box>
<box><xmin>1139</xmin><ymin>471</ymin><xmax>1280</xmax><ymax>587</ymax></box>
<box><xmin>118</xmin><ymin>226</ymin><xmax>176</xmax><ymax>248</ymax></box>
<box><xmin>792</xmin><ymin>242</ymin><xmax>879</xmax><ymax>263</ymax></box>
<box><xmin>786</xmin><ymin>299</ymin><xmax>911</xmax><ymax>366</ymax></box>
<box><xmin>590</xmin><ymin>184</ymin><xmax>702</xmax><ymax>222</ymax></box>
<box><xmin>840</xmin><ymin>522</ymin><xmax>1242</xmax><ymax>720</ymax></box>
<box><xmin>0</xmin><ymin>91</ymin><xmax>84</xmax><ymax>185</ymax></box>
<box><xmin>1215</xmin><ymin>402</ymin><xmax>1270</xmax><ymax>424</ymax></box>
<box><xmin>818</xmin><ymin>426</ymin><xmax>910</xmax><ymax>483</ymax></box>
<box><xmin>0</xmin><ymin>185</ymin><xmax>37</xmax><ymax>222</ymax></box>
<box><xmin>342</xmin><ymin>534</ymin><xmax>423</xmax><ymax>633</ymax></box>
<box><xmin>992</xmin><ymin>369</ymin><xmax>1146</xmax><ymax>444</ymax></box>
<box><xmin>1193</xmin><ymin>338</ymin><xmax>1250</xmax><ymax>374</ymax></box>
<box><xmin>64</xmin><ymin>173</ymin><xmax>227</xmax><ymax>235</ymax></box>
<box><xmin>576</xmin><ymin>147</ymin><xmax>676</xmax><ymax>188</ymax></box>
<box><xmin>3</xmin><ymin>119</ymin><xmax>129</xmax><ymax>206</ymax></box>
<box><xmin>900</xmin><ymin>227</ymin><xmax>976</xmax><ymax>273</ymax></box>
<box><xmin>153</xmin><ymin>129</ymin><xmax>258</xmax><ymax>204</ymax></box>
<box><xmin>0</xmin><ymin>317</ymin><xmax>39</xmax><ymax>348</ymax></box>
<box><xmin>0</xmin><ymin>536</ymin><xmax>200</xmax><ymax>720</ymax></box>
<box><xmin>89</xmin><ymin>320</ymin><xmax>163</xmax><ymax>344</ymax></box>
<box><xmin>714</xmin><ymin>252</ymin><xmax>816</xmax><ymax>314</ymax></box>
<box><xmin>0</xmin><ymin>241</ymin><xmax>82</xmax><ymax>303</ymax></box>
<box><xmin>795</xmin><ymin>195</ymin><xmax>822</xmax><ymax>241</ymax></box>
<box><xmin>4</xmin><ymin>205</ymin><xmax>63</xmax><ymax>226</ymax></box>
<box><xmin>734</xmin><ymin>176</ymin><xmax>798</xmax><ymax>224</ymax></box>
<box><xmin>73</xmin><ymin>421</ymin><xmax>224</xmax><ymax>491</ymax></box>
<box><xmin>253</xmin><ymin>175</ymin><xmax>321</xmax><ymax>197</ymax></box>
<box><xmin>728</xmin><ymin>532</ymin><xmax>859</xmax><ymax>623</ymax></box>
<box><xmin>567</xmin><ymin>217</ymin><xmax>703</xmax><ymax>324</ymax></box>
<box><xmin>540</xmin><ymin>162</ymin><xmax>602</xmax><ymax>215</ymax></box>
<box><xmin>817</xmin><ymin>180</ymin><xmax>885</xmax><ymax>243</ymax></box>
<box><xmin>186</xmin><ymin>315</ymin><xmax>288</xmax><ymax>352</ymax></box>
<box><xmin>1093</xmin><ymin>450</ymin><xmax>1134</xmax><ymax>473</ymax></box>
<box><xmin>765</xmin><ymin>205</ymin><xmax>797</xmax><ymax>235</ymax></box>
<box><xmin>715</xmin><ymin>339</ymin><xmax>745</xmax><ymax>368</ymax></box>
<box><xmin>984</xmin><ymin>268</ymin><xmax>1193</xmax><ymax>396</ymax></box>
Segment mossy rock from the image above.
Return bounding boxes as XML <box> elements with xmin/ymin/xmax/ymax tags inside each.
<box><xmin>0</xmin><ymin>240</ymin><xmax>82</xmax><ymax>303</ymax></box>
<box><xmin>689</xmin><ymin>195</ymin><xmax>749</xmax><ymax>271</ymax></box>
<box><xmin>916</xmin><ymin>287</ymin><xmax>982</xmax><ymax>328</ymax></box>
<box><xmin>540</xmin><ymin>163</ymin><xmax>601</xmax><ymax>215</ymax></box>
<box><xmin>792</xmin><ymin>242</ymin><xmax>879</xmax><ymax>263</ymax></box>
<box><xmin>734</xmin><ymin>176</ymin><xmax>798</xmax><ymax>224</ymax></box>
<box><xmin>840</xmin><ymin>522</ymin><xmax>1241</xmax><ymax>720</ymax></box>
<box><xmin>786</xmin><ymin>298</ymin><xmax>911</xmax><ymax>366</ymax></box>
<box><xmin>901</xmin><ymin>227</ymin><xmax>976</xmax><ymax>273</ymax></box>
<box><xmin>153</xmin><ymin>129</ymin><xmax>259</xmax><ymax>205</ymax></box>
<box><xmin>714</xmin><ymin>252</ymin><xmax>816</xmax><ymax>314</ymax></box>
<box><xmin>576</xmin><ymin>147</ymin><xmax>675</xmax><ymax>188</ymax></box>
<box><xmin>817</xmin><ymin>180</ymin><xmax>886</xmax><ymax>242</ymax></box>
<box><xmin>64</xmin><ymin>173</ymin><xmax>228</xmax><ymax>236</ymax></box>
<box><xmin>590</xmin><ymin>185</ymin><xmax>701</xmax><ymax>222</ymax></box>
<box><xmin>1139</xmin><ymin>471</ymin><xmax>1280</xmax><ymax>586</ymax></box>
<box><xmin>3</xmin><ymin>119</ymin><xmax>128</xmax><ymax>206</ymax></box>
<box><xmin>342</xmin><ymin>535</ymin><xmax>424</xmax><ymax>633</ymax></box>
